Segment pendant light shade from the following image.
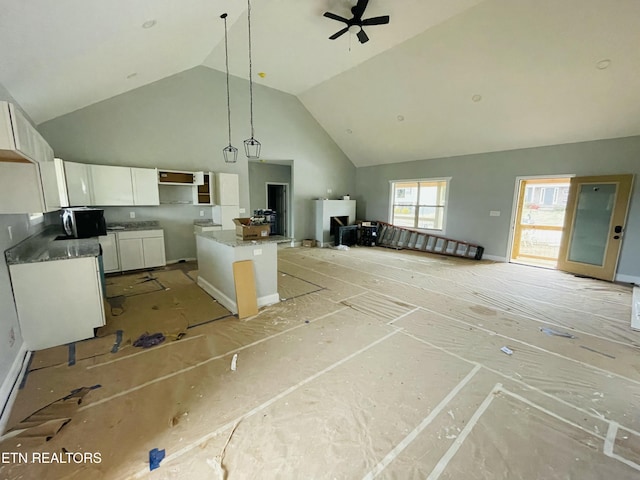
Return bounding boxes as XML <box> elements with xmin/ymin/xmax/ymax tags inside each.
<box><xmin>221</xmin><ymin>13</ymin><xmax>237</xmax><ymax>164</ymax></box>
<box><xmin>243</xmin><ymin>0</ymin><xmax>261</xmax><ymax>159</ymax></box>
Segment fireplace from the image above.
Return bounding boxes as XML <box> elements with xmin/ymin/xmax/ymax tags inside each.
<box><xmin>314</xmin><ymin>199</ymin><xmax>356</xmax><ymax>247</ymax></box>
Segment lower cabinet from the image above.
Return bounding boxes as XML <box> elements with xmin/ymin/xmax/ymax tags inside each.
<box><xmin>116</xmin><ymin>229</ymin><xmax>166</xmax><ymax>272</ymax></box>
<box><xmin>99</xmin><ymin>232</ymin><xmax>120</xmax><ymax>273</ymax></box>
<box><xmin>9</xmin><ymin>256</ymin><xmax>106</xmax><ymax>350</ymax></box>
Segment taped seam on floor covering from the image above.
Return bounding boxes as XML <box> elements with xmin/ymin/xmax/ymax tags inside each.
<box><xmin>78</xmin><ymin>307</ymin><xmax>349</xmax><ymax>411</ymax></box>
<box><xmin>427</xmin><ymin>383</ymin><xmax>503</xmax><ymax>480</ymax></box>
<box><xmin>362</xmin><ymin>364</ymin><xmax>481</xmax><ymax>480</ymax></box>
<box><xmin>85</xmin><ymin>334</ymin><xmax>205</xmax><ymax>370</ymax></box>
<box><xmin>130</xmin><ymin>329</ymin><xmax>401</xmax><ymax>479</ymax></box>
<box><xmin>279</xmin><ymin>257</ymin><xmax>636</xmax><ymax>348</ymax></box>
<box><xmin>284</xmin><ymin>256</ymin><xmax>638</xmax><ymax>386</ymax></box>
<box><xmin>403</xmin><ymin>331</ymin><xmax>640</xmax><ymax>438</ymax></box>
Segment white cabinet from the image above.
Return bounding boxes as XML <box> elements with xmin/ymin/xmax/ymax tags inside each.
<box><xmin>0</xmin><ymin>162</ymin><xmax>46</xmax><ymax>214</ymax></box>
<box><xmin>215</xmin><ymin>172</ymin><xmax>239</xmax><ymax>205</ymax></box>
<box><xmin>99</xmin><ymin>232</ymin><xmax>120</xmax><ymax>273</ymax></box>
<box><xmin>89</xmin><ymin>164</ymin><xmax>134</xmax><ymax>206</ymax></box>
<box><xmin>132</xmin><ymin>167</ymin><xmax>160</xmax><ymax>205</ymax></box>
<box><xmin>40</xmin><ymin>158</ymin><xmax>69</xmax><ymax>210</ymax></box>
<box><xmin>117</xmin><ymin>229</ymin><xmax>166</xmax><ymax>272</ymax></box>
<box><xmin>193</xmin><ymin>172</ymin><xmax>213</xmax><ymax>205</ymax></box>
<box><xmin>65</xmin><ymin>161</ymin><xmax>92</xmax><ymax>206</ymax></box>
<box><xmin>212</xmin><ymin>205</ymin><xmax>240</xmax><ymax>230</ymax></box>
<box><xmin>0</xmin><ymin>102</ymin><xmax>40</xmax><ymax>163</ymax></box>
<box><xmin>9</xmin><ymin>256</ymin><xmax>105</xmax><ymax>350</ymax></box>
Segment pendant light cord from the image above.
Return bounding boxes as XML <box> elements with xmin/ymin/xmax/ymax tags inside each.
<box><xmin>247</xmin><ymin>0</ymin><xmax>255</xmax><ymax>139</ymax></box>
<box><xmin>223</xmin><ymin>14</ymin><xmax>232</xmax><ymax>146</ymax></box>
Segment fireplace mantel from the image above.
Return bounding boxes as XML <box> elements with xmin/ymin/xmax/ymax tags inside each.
<box><xmin>314</xmin><ymin>199</ymin><xmax>356</xmax><ymax>247</ymax></box>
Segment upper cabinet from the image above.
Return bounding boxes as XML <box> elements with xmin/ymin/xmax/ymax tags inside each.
<box><xmin>132</xmin><ymin>167</ymin><xmax>160</xmax><ymax>206</ymax></box>
<box><xmin>65</xmin><ymin>161</ymin><xmax>93</xmax><ymax>206</ymax></box>
<box><xmin>215</xmin><ymin>172</ymin><xmax>240</xmax><ymax>205</ymax></box>
<box><xmin>89</xmin><ymin>164</ymin><xmax>134</xmax><ymax>206</ymax></box>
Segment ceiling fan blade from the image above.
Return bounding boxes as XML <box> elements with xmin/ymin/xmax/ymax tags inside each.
<box><xmin>352</xmin><ymin>0</ymin><xmax>370</xmax><ymax>20</ymax></box>
<box><xmin>329</xmin><ymin>27</ymin><xmax>350</xmax><ymax>40</ymax></box>
<box><xmin>357</xmin><ymin>28</ymin><xmax>370</xmax><ymax>44</ymax></box>
<box><xmin>323</xmin><ymin>12</ymin><xmax>349</xmax><ymax>23</ymax></box>
<box><xmin>362</xmin><ymin>15</ymin><xmax>390</xmax><ymax>26</ymax></box>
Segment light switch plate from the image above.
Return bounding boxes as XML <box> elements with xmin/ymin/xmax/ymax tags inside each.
<box><xmin>253</xmin><ymin>248</ymin><xmax>262</xmax><ymax>256</ymax></box>
<box><xmin>239</xmin><ymin>208</ymin><xmax>246</xmax><ymax>214</ymax></box>
<box><xmin>490</xmin><ymin>211</ymin><xmax>501</xmax><ymax>217</ymax></box>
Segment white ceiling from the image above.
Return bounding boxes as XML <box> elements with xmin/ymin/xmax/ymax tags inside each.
<box><xmin>1</xmin><ymin>0</ymin><xmax>639</xmax><ymax>167</ymax></box>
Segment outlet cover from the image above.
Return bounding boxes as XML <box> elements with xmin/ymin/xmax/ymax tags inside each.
<box><xmin>129</xmin><ymin>211</ymin><xmax>136</xmax><ymax>219</ymax></box>
<box><xmin>239</xmin><ymin>208</ymin><xmax>246</xmax><ymax>214</ymax></box>
<box><xmin>489</xmin><ymin>211</ymin><xmax>501</xmax><ymax>217</ymax></box>
<box><xmin>253</xmin><ymin>248</ymin><xmax>262</xmax><ymax>256</ymax></box>
<box><xmin>200</xmin><ymin>210</ymin><xmax>205</xmax><ymax>217</ymax></box>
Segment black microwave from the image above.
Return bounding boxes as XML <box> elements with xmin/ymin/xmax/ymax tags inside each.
<box><xmin>61</xmin><ymin>208</ymin><xmax>107</xmax><ymax>238</ymax></box>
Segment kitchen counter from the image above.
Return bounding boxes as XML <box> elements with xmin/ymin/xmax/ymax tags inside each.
<box><xmin>5</xmin><ymin>225</ymin><xmax>100</xmax><ymax>265</ymax></box>
<box><xmin>193</xmin><ymin>219</ymin><xmax>222</xmax><ymax>227</ymax></box>
<box><xmin>106</xmin><ymin>220</ymin><xmax>160</xmax><ymax>232</ymax></box>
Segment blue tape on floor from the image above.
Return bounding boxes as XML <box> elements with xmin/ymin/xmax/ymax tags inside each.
<box><xmin>19</xmin><ymin>352</ymin><xmax>33</xmax><ymax>390</ymax></box>
<box><xmin>111</xmin><ymin>330</ymin><xmax>123</xmax><ymax>353</ymax></box>
<box><xmin>68</xmin><ymin>343</ymin><xmax>76</xmax><ymax>366</ymax></box>
<box><xmin>149</xmin><ymin>448</ymin><xmax>165</xmax><ymax>471</ymax></box>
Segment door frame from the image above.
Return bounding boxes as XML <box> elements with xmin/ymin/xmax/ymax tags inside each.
<box><xmin>507</xmin><ymin>174</ymin><xmax>574</xmax><ymax>263</ymax></box>
<box><xmin>557</xmin><ymin>174</ymin><xmax>634</xmax><ymax>281</ymax></box>
<box><xmin>265</xmin><ymin>182</ymin><xmax>289</xmax><ymax>237</ymax></box>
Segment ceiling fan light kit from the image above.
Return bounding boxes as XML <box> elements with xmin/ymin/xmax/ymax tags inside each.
<box><xmin>324</xmin><ymin>0</ymin><xmax>390</xmax><ymax>44</ymax></box>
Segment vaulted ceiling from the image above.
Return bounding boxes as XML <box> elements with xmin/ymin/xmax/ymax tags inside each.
<box><xmin>1</xmin><ymin>0</ymin><xmax>639</xmax><ymax>167</ymax></box>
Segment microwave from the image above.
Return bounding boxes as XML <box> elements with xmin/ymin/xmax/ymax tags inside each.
<box><xmin>61</xmin><ymin>208</ymin><xmax>107</xmax><ymax>238</ymax></box>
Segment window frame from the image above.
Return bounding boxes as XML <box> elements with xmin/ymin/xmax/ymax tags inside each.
<box><xmin>388</xmin><ymin>177</ymin><xmax>451</xmax><ymax>234</ymax></box>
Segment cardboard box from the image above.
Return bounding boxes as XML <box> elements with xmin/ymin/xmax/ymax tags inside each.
<box><xmin>233</xmin><ymin>218</ymin><xmax>270</xmax><ymax>240</ymax></box>
<box><xmin>302</xmin><ymin>239</ymin><xmax>316</xmax><ymax>247</ymax></box>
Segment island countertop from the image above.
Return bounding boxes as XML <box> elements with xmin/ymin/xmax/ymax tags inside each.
<box><xmin>195</xmin><ymin>230</ymin><xmax>292</xmax><ymax>247</ymax></box>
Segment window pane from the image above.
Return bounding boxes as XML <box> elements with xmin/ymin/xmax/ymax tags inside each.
<box><xmin>418</xmin><ymin>206</ymin><xmax>444</xmax><ymax>230</ymax></box>
<box><xmin>393</xmin><ymin>205</ymin><xmax>416</xmax><ymax>227</ymax></box>
<box><xmin>419</xmin><ymin>185</ymin><xmax>438</xmax><ymax>205</ymax></box>
<box><xmin>394</xmin><ymin>183</ymin><xmax>418</xmax><ymax>205</ymax></box>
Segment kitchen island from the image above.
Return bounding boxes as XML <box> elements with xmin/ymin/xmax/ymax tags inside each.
<box><xmin>195</xmin><ymin>230</ymin><xmax>291</xmax><ymax>315</ymax></box>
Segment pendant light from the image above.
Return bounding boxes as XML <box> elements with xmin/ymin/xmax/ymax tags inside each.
<box><xmin>221</xmin><ymin>13</ymin><xmax>238</xmax><ymax>164</ymax></box>
<box><xmin>243</xmin><ymin>0</ymin><xmax>261</xmax><ymax>159</ymax></box>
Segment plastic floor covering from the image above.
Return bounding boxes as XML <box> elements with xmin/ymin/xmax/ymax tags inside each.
<box><xmin>0</xmin><ymin>246</ymin><xmax>638</xmax><ymax>479</ymax></box>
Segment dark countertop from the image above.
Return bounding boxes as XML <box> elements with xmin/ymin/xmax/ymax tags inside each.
<box><xmin>5</xmin><ymin>225</ymin><xmax>101</xmax><ymax>265</ymax></box>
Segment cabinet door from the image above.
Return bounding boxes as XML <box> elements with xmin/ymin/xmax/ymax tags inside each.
<box><xmin>118</xmin><ymin>238</ymin><xmax>145</xmax><ymax>271</ymax></box>
<box><xmin>132</xmin><ymin>167</ymin><xmax>160</xmax><ymax>205</ymax></box>
<box><xmin>65</xmin><ymin>161</ymin><xmax>92</xmax><ymax>206</ymax></box>
<box><xmin>215</xmin><ymin>173</ymin><xmax>239</xmax><ymax>205</ymax></box>
<box><xmin>89</xmin><ymin>164</ymin><xmax>134</xmax><ymax>206</ymax></box>
<box><xmin>9</xmin><ymin>104</ymin><xmax>37</xmax><ymax>161</ymax></box>
<box><xmin>9</xmin><ymin>257</ymin><xmax>104</xmax><ymax>350</ymax></box>
<box><xmin>99</xmin><ymin>233</ymin><xmax>120</xmax><ymax>272</ymax></box>
<box><xmin>143</xmin><ymin>236</ymin><xmax>166</xmax><ymax>268</ymax></box>
<box><xmin>39</xmin><ymin>158</ymin><xmax>68</xmax><ymax>212</ymax></box>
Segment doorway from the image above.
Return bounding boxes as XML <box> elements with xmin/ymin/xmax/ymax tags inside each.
<box><xmin>266</xmin><ymin>183</ymin><xmax>288</xmax><ymax>236</ymax></box>
<box><xmin>510</xmin><ymin>177</ymin><xmax>571</xmax><ymax>268</ymax></box>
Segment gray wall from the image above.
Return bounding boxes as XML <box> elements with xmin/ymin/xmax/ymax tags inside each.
<box><xmin>38</xmin><ymin>66</ymin><xmax>356</xmax><ymax>259</ymax></box>
<box><xmin>356</xmin><ymin>136</ymin><xmax>640</xmax><ymax>279</ymax></box>
<box><xmin>248</xmin><ymin>161</ymin><xmax>292</xmax><ymax>214</ymax></box>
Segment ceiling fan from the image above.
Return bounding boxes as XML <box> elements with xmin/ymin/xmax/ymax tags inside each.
<box><xmin>323</xmin><ymin>0</ymin><xmax>390</xmax><ymax>44</ymax></box>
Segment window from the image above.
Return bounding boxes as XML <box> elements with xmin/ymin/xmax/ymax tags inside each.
<box><xmin>390</xmin><ymin>178</ymin><xmax>449</xmax><ymax>231</ymax></box>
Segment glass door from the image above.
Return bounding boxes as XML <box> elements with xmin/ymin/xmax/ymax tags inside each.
<box><xmin>557</xmin><ymin>174</ymin><xmax>634</xmax><ymax>281</ymax></box>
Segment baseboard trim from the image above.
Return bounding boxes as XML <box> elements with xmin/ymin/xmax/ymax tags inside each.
<box><xmin>0</xmin><ymin>343</ymin><xmax>30</xmax><ymax>434</ymax></box>
<box><xmin>632</xmin><ymin>286</ymin><xmax>640</xmax><ymax>331</ymax></box>
<box><xmin>197</xmin><ymin>277</ymin><xmax>280</xmax><ymax>315</ymax></box>
<box><xmin>615</xmin><ymin>273</ymin><xmax>640</xmax><ymax>285</ymax></box>
<box><xmin>482</xmin><ymin>254</ymin><xmax>507</xmax><ymax>262</ymax></box>
<box><xmin>166</xmin><ymin>257</ymin><xmax>197</xmax><ymax>265</ymax></box>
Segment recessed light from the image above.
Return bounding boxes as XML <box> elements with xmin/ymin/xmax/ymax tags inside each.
<box><xmin>126</xmin><ymin>73</ymin><xmax>138</xmax><ymax>79</ymax></box>
<box><xmin>142</xmin><ymin>20</ymin><xmax>157</xmax><ymax>29</ymax></box>
<box><xmin>596</xmin><ymin>59</ymin><xmax>611</xmax><ymax>70</ymax></box>
<box><xmin>346</xmin><ymin>129</ymin><xmax>353</xmax><ymax>134</ymax></box>
<box><xmin>397</xmin><ymin>115</ymin><xmax>405</xmax><ymax>122</ymax></box>
<box><xmin>472</xmin><ymin>94</ymin><xmax>482</xmax><ymax>102</ymax></box>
